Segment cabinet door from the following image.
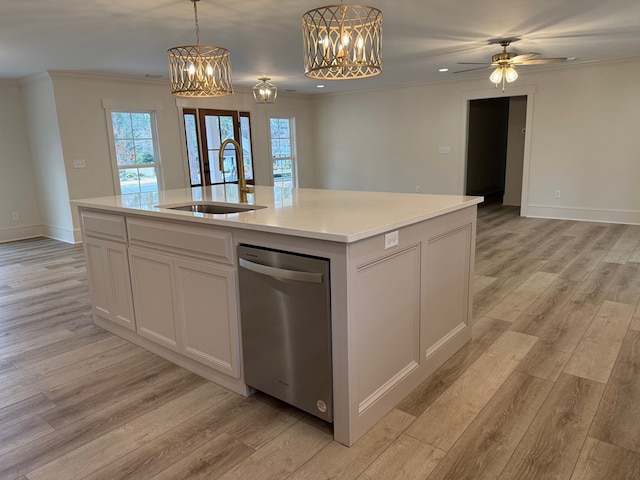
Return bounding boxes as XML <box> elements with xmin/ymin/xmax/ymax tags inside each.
<box><xmin>84</xmin><ymin>238</ymin><xmax>135</xmax><ymax>331</ymax></box>
<box><xmin>174</xmin><ymin>258</ymin><xmax>240</xmax><ymax>378</ymax></box>
<box><xmin>85</xmin><ymin>239</ymin><xmax>112</xmax><ymax>319</ymax></box>
<box><xmin>128</xmin><ymin>247</ymin><xmax>180</xmax><ymax>351</ymax></box>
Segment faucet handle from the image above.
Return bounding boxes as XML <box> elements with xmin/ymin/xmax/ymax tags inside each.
<box><xmin>242</xmin><ymin>186</ymin><xmax>255</xmax><ymax>193</ymax></box>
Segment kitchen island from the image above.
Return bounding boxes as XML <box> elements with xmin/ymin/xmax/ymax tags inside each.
<box><xmin>74</xmin><ymin>185</ymin><xmax>482</xmax><ymax>446</ymax></box>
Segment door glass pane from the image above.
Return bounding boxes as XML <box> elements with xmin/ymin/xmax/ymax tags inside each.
<box><xmin>204</xmin><ymin>114</ymin><xmax>236</xmax><ymax>185</ymax></box>
<box><xmin>190</xmin><ymin>110</ymin><xmax>255</xmax><ymax>187</ymax></box>
<box><xmin>220</xmin><ymin>144</ymin><xmax>238</xmax><ymax>183</ymax></box>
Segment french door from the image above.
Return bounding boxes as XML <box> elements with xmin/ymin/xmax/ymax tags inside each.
<box><xmin>183</xmin><ymin>108</ymin><xmax>254</xmax><ymax>187</ymax></box>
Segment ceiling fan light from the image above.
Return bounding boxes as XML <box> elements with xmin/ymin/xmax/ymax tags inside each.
<box><xmin>504</xmin><ymin>66</ymin><xmax>518</xmax><ymax>83</ymax></box>
<box><xmin>489</xmin><ymin>67</ymin><xmax>503</xmax><ymax>84</ymax></box>
<box><xmin>302</xmin><ymin>2</ymin><xmax>383</xmax><ymax>80</ymax></box>
<box><xmin>253</xmin><ymin>77</ymin><xmax>278</xmax><ymax>104</ymax></box>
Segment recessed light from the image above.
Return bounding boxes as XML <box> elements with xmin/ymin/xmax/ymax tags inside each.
<box><xmin>317</xmin><ymin>84</ymin><xmax>325</xmax><ymax>88</ymax></box>
<box><xmin>438</xmin><ymin>68</ymin><xmax>449</xmax><ymax>73</ymax></box>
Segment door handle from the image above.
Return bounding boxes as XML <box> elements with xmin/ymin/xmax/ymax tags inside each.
<box><xmin>239</xmin><ymin>258</ymin><xmax>323</xmax><ymax>283</ymax></box>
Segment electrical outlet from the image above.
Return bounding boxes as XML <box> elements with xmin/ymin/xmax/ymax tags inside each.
<box><xmin>415</xmin><ymin>185</ymin><xmax>421</xmax><ymax>193</ymax></box>
<box><xmin>12</xmin><ymin>211</ymin><xmax>19</xmax><ymax>221</ymax></box>
<box><xmin>554</xmin><ymin>190</ymin><xmax>561</xmax><ymax>199</ymax></box>
<box><xmin>384</xmin><ymin>230</ymin><xmax>399</xmax><ymax>249</ymax></box>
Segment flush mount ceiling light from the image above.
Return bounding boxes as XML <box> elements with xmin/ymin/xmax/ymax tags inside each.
<box><xmin>252</xmin><ymin>77</ymin><xmax>278</xmax><ymax>104</ymax></box>
<box><xmin>167</xmin><ymin>0</ymin><xmax>233</xmax><ymax>97</ymax></box>
<box><xmin>302</xmin><ymin>1</ymin><xmax>382</xmax><ymax>80</ymax></box>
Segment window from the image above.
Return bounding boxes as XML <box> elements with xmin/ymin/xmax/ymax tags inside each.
<box><xmin>108</xmin><ymin>111</ymin><xmax>161</xmax><ymax>195</ymax></box>
<box><xmin>182</xmin><ymin>109</ymin><xmax>255</xmax><ymax>187</ymax></box>
<box><xmin>269</xmin><ymin>117</ymin><xmax>296</xmax><ymax>187</ymax></box>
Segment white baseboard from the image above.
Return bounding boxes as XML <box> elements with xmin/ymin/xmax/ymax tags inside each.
<box><xmin>502</xmin><ymin>194</ymin><xmax>521</xmax><ymax>207</ymax></box>
<box><xmin>523</xmin><ymin>205</ymin><xmax>640</xmax><ymax>225</ymax></box>
<box><xmin>0</xmin><ymin>225</ymin><xmax>44</xmax><ymax>243</ymax></box>
<box><xmin>43</xmin><ymin>225</ymin><xmax>77</xmax><ymax>244</ymax></box>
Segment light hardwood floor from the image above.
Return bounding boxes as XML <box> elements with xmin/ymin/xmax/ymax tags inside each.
<box><xmin>2</xmin><ymin>205</ymin><xmax>640</xmax><ymax>479</ymax></box>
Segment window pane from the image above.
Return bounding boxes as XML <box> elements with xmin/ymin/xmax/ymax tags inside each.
<box><xmin>240</xmin><ymin>116</ymin><xmax>253</xmax><ymax>181</ymax></box>
<box><xmin>184</xmin><ymin>114</ymin><xmax>202</xmax><ymax>186</ymax></box>
<box><xmin>137</xmin><ymin>167</ymin><xmax>158</xmax><ymax>193</ymax></box>
<box><xmin>111</xmin><ymin>112</ymin><xmax>132</xmax><ymax>139</ymax></box>
<box><xmin>269</xmin><ymin>117</ymin><xmax>295</xmax><ymax>188</ymax></box>
<box><xmin>135</xmin><ymin>139</ymin><xmax>155</xmax><ymax>164</ymax></box>
<box><xmin>131</xmin><ymin>113</ymin><xmax>152</xmax><ymax>138</ymax></box>
<box><xmin>111</xmin><ymin>110</ymin><xmax>161</xmax><ymax>195</ymax></box>
<box><xmin>119</xmin><ymin>167</ymin><xmax>158</xmax><ymax>194</ymax></box>
<box><xmin>115</xmin><ymin>139</ymin><xmax>135</xmax><ymax>166</ymax></box>
<box><xmin>277</xmin><ymin>119</ymin><xmax>290</xmax><ymax>138</ymax></box>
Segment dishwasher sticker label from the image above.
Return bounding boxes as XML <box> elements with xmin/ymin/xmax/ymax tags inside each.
<box><xmin>316</xmin><ymin>400</ymin><xmax>327</xmax><ymax>413</ymax></box>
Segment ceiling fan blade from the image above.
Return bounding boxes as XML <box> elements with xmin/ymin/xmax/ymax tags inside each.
<box><xmin>510</xmin><ymin>53</ymin><xmax>539</xmax><ymax>63</ymax></box>
<box><xmin>454</xmin><ymin>66</ymin><xmax>491</xmax><ymax>74</ymax></box>
<box><xmin>517</xmin><ymin>58</ymin><xmax>568</xmax><ymax>65</ymax></box>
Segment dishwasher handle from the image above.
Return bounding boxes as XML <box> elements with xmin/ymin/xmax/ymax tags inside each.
<box><xmin>239</xmin><ymin>258</ymin><xmax>324</xmax><ymax>284</ymax></box>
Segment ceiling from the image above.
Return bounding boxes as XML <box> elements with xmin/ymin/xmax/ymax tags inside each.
<box><xmin>2</xmin><ymin>0</ymin><xmax>640</xmax><ymax>95</ymax></box>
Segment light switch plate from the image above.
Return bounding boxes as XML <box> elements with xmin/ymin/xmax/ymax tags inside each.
<box><xmin>73</xmin><ymin>159</ymin><xmax>86</xmax><ymax>169</ymax></box>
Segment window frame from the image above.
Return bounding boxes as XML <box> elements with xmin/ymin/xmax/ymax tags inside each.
<box><xmin>268</xmin><ymin>116</ymin><xmax>298</xmax><ymax>188</ymax></box>
<box><xmin>104</xmin><ymin>103</ymin><xmax>164</xmax><ymax>196</ymax></box>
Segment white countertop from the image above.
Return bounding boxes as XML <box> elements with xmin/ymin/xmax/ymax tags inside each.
<box><xmin>73</xmin><ymin>185</ymin><xmax>483</xmax><ymax>243</ymax></box>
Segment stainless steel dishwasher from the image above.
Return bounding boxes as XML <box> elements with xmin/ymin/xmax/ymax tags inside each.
<box><xmin>237</xmin><ymin>244</ymin><xmax>332</xmax><ymax>422</ymax></box>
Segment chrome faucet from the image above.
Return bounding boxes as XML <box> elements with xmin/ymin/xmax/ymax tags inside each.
<box><xmin>218</xmin><ymin>138</ymin><xmax>255</xmax><ymax>203</ymax></box>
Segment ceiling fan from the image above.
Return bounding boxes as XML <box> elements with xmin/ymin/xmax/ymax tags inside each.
<box><xmin>455</xmin><ymin>39</ymin><xmax>569</xmax><ymax>90</ymax></box>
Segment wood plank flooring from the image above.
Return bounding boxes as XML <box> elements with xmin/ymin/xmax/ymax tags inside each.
<box><xmin>2</xmin><ymin>206</ymin><xmax>640</xmax><ymax>479</ymax></box>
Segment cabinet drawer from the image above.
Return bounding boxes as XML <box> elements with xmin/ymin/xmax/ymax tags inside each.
<box><xmin>81</xmin><ymin>211</ymin><xmax>127</xmax><ymax>242</ymax></box>
<box><xmin>127</xmin><ymin>218</ymin><xmax>233</xmax><ymax>264</ymax></box>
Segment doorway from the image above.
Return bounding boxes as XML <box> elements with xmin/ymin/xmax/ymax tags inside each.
<box><xmin>465</xmin><ymin>96</ymin><xmax>527</xmax><ymax>207</ymax></box>
<box><xmin>182</xmin><ymin>108</ymin><xmax>255</xmax><ymax>188</ymax></box>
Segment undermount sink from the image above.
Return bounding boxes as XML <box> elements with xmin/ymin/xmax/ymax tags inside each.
<box><xmin>159</xmin><ymin>202</ymin><xmax>266</xmax><ymax>215</ymax></box>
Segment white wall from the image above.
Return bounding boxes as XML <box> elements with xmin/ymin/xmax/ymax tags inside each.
<box><xmin>0</xmin><ymin>80</ymin><xmax>42</xmax><ymax>242</ymax></box>
<box><xmin>21</xmin><ymin>74</ymin><xmax>74</xmax><ymax>242</ymax></box>
<box><xmin>503</xmin><ymin>96</ymin><xmax>526</xmax><ymax>206</ymax></box>
<box><xmin>313</xmin><ymin>58</ymin><xmax>640</xmax><ymax>224</ymax></box>
<box><xmin>11</xmin><ymin>72</ymin><xmax>317</xmax><ymax>243</ymax></box>
<box><xmin>174</xmin><ymin>91</ymin><xmax>316</xmax><ymax>188</ymax></box>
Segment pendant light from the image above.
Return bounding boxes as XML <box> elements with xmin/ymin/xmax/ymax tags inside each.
<box><xmin>302</xmin><ymin>1</ymin><xmax>383</xmax><ymax>80</ymax></box>
<box><xmin>252</xmin><ymin>77</ymin><xmax>278</xmax><ymax>104</ymax></box>
<box><xmin>167</xmin><ymin>0</ymin><xmax>233</xmax><ymax>97</ymax></box>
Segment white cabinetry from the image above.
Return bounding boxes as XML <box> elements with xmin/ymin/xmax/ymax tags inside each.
<box><xmin>81</xmin><ymin>211</ymin><xmax>135</xmax><ymax>331</ymax></box>
<box><xmin>127</xmin><ymin>218</ymin><xmax>240</xmax><ymax>379</ymax></box>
